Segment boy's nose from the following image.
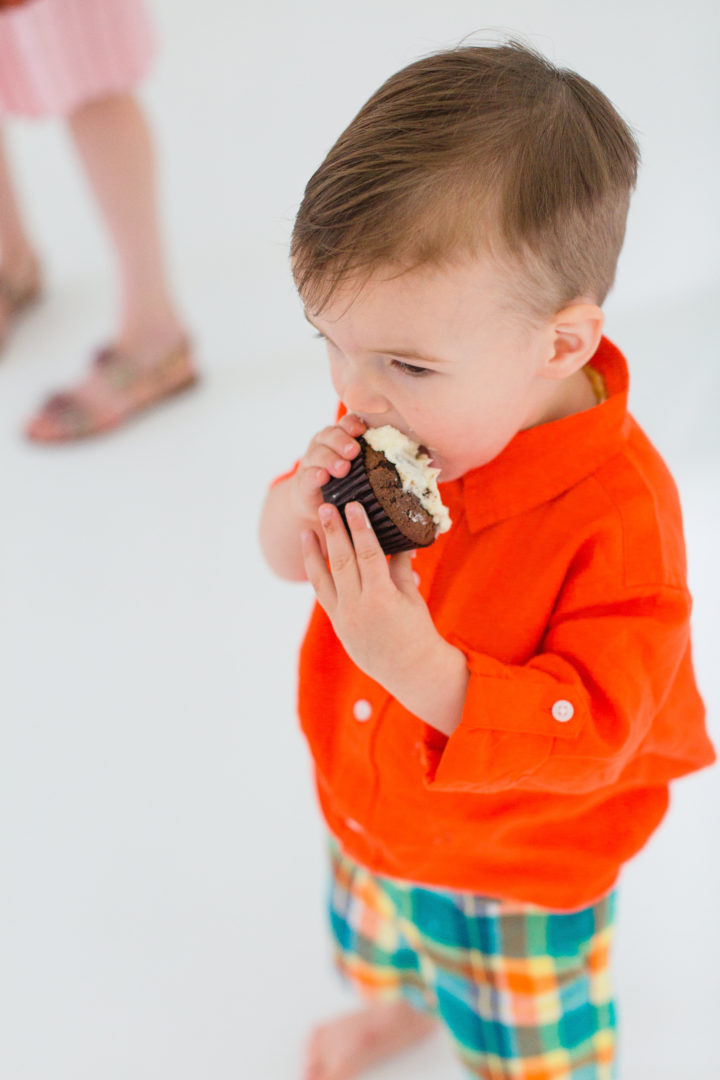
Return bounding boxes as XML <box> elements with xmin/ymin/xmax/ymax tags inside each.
<box><xmin>341</xmin><ymin>375</ymin><xmax>391</xmax><ymax>417</ymax></box>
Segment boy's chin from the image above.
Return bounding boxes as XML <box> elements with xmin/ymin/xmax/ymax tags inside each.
<box><xmin>434</xmin><ymin>461</ymin><xmax>460</xmax><ymax>483</ymax></box>
<box><xmin>436</xmin><ymin>454</ymin><xmax>494</xmax><ymax>482</ymax></box>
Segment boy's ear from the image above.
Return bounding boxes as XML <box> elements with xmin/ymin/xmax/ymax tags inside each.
<box><xmin>543</xmin><ymin>302</ymin><xmax>604</xmax><ymax>379</ymax></box>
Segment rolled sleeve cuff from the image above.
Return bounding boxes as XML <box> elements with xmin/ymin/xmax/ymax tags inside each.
<box><xmin>422</xmin><ymin>638</ymin><xmax>591</xmax><ymax>792</ymax></box>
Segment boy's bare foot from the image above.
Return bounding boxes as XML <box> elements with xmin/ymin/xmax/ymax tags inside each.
<box><xmin>304</xmin><ymin>999</ymin><xmax>436</xmax><ymax>1080</ymax></box>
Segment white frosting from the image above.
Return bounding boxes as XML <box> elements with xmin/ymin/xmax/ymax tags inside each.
<box><xmin>363</xmin><ymin>425</ymin><xmax>451</xmax><ymax>534</ymax></box>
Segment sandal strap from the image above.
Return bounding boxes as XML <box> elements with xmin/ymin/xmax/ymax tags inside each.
<box><xmin>93</xmin><ymin>347</ymin><xmax>141</xmax><ymax>391</ymax></box>
<box><xmin>40</xmin><ymin>392</ymin><xmax>100</xmax><ymax>438</ymax></box>
<box><xmin>93</xmin><ymin>339</ymin><xmax>192</xmax><ymax>392</ymax></box>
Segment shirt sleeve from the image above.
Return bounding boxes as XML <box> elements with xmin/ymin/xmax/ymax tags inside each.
<box><xmin>270</xmin><ymin>461</ymin><xmax>300</xmax><ymax>486</ymax></box>
<box><xmin>419</xmin><ymin>581</ymin><xmax>694</xmax><ymax>795</ymax></box>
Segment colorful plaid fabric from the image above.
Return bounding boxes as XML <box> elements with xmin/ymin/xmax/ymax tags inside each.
<box><xmin>327</xmin><ymin>839</ymin><xmax>617</xmax><ymax>1079</ymax></box>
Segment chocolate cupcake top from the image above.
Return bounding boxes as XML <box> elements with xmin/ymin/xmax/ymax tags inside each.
<box><xmin>362</xmin><ymin>443</ymin><xmax>437</xmax><ymax>547</ymax></box>
<box><xmin>362</xmin><ymin>426</ymin><xmax>451</xmax><ymax>538</ymax></box>
<box><xmin>321</xmin><ymin>424</ymin><xmax>451</xmax><ymax>553</ymax></box>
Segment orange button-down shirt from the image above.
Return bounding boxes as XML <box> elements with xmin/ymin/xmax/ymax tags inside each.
<box><xmin>293</xmin><ymin>337</ymin><xmax>715</xmax><ymax>909</ymax></box>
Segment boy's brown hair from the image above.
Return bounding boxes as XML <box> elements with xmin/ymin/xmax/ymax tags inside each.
<box><xmin>291</xmin><ymin>41</ymin><xmax>639</xmax><ymax>321</ymax></box>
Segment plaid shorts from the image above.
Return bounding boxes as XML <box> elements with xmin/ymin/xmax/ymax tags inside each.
<box><xmin>327</xmin><ymin>839</ymin><xmax>617</xmax><ymax>1080</ymax></box>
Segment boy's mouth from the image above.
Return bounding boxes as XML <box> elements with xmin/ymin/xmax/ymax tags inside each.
<box><xmin>357</xmin><ymin>416</ymin><xmax>437</xmax><ymax>466</ymax></box>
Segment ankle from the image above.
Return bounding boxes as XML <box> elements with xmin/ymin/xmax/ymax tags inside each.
<box><xmin>0</xmin><ymin>248</ymin><xmax>40</xmax><ymax>286</ymax></box>
<box><xmin>114</xmin><ymin>320</ymin><xmax>189</xmax><ymax>363</ymax></box>
<box><xmin>304</xmin><ymin>1001</ymin><xmax>436</xmax><ymax>1080</ymax></box>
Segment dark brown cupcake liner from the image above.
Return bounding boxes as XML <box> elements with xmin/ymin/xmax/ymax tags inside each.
<box><xmin>321</xmin><ymin>445</ymin><xmax>420</xmax><ymax>555</ymax></box>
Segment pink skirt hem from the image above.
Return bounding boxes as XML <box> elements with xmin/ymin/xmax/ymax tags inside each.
<box><xmin>0</xmin><ymin>0</ymin><xmax>155</xmax><ymax>118</ymax></box>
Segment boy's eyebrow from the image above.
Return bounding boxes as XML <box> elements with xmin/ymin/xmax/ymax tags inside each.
<box><xmin>303</xmin><ymin>310</ymin><xmax>450</xmax><ymax>365</ymax></box>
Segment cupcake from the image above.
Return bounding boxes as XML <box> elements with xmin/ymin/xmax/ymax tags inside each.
<box><xmin>321</xmin><ymin>424</ymin><xmax>451</xmax><ymax>554</ymax></box>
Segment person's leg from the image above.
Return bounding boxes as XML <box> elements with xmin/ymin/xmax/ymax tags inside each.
<box><xmin>0</xmin><ymin>129</ymin><xmax>42</xmax><ymax>342</ymax></box>
<box><xmin>66</xmin><ymin>91</ymin><xmax>185</xmax><ymax>360</ymax></box>
<box><xmin>433</xmin><ymin>891</ymin><xmax>619</xmax><ymax>1079</ymax></box>
<box><xmin>26</xmin><ymin>92</ymin><xmax>195</xmax><ymax>441</ymax></box>
<box><xmin>306</xmin><ymin>840</ymin><xmax>437</xmax><ymax>1080</ymax></box>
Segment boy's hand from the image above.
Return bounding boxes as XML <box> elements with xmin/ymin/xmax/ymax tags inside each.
<box><xmin>292</xmin><ymin>414</ymin><xmax>367</xmax><ymax>524</ymax></box>
<box><xmin>301</xmin><ymin>500</ymin><xmax>445</xmax><ymax>693</ymax></box>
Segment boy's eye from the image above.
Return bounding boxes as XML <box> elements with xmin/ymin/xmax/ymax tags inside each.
<box><xmin>391</xmin><ymin>359</ymin><xmax>431</xmax><ymax>377</ymax></box>
<box><xmin>313</xmin><ymin>331</ymin><xmax>429</xmax><ymax>378</ymax></box>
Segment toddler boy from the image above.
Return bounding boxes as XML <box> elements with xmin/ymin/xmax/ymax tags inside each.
<box><xmin>260</xmin><ymin>41</ymin><xmax>715</xmax><ymax>1080</ymax></box>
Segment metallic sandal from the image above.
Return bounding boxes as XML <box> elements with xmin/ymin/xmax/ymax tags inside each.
<box><xmin>25</xmin><ymin>337</ymin><xmax>199</xmax><ymax>442</ymax></box>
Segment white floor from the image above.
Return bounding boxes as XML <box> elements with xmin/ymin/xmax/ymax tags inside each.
<box><xmin>0</xmin><ymin>2</ymin><xmax>718</xmax><ymax>1078</ymax></box>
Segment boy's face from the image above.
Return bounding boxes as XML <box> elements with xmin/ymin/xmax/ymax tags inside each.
<box><xmin>306</xmin><ymin>257</ymin><xmax>577</xmax><ymax>482</ymax></box>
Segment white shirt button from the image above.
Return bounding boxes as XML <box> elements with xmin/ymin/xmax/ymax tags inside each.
<box><xmin>552</xmin><ymin>699</ymin><xmax>574</xmax><ymax>723</ymax></box>
<box><xmin>353</xmin><ymin>699</ymin><xmax>372</xmax><ymax>722</ymax></box>
<box><xmin>345</xmin><ymin>817</ymin><xmax>364</xmax><ymax>833</ymax></box>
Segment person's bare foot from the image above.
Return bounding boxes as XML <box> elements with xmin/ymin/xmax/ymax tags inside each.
<box><xmin>303</xmin><ymin>999</ymin><xmax>437</xmax><ymax>1080</ymax></box>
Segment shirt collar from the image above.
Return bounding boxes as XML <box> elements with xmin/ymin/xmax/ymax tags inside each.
<box><xmin>447</xmin><ymin>336</ymin><xmax>631</xmax><ymax>534</ymax></box>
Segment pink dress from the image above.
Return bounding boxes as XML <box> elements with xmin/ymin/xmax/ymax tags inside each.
<box><xmin>0</xmin><ymin>0</ymin><xmax>154</xmax><ymax>118</ymax></box>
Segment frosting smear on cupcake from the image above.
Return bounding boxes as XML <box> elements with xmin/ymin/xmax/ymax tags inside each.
<box><xmin>362</xmin><ymin>425</ymin><xmax>451</xmax><ymax>535</ymax></box>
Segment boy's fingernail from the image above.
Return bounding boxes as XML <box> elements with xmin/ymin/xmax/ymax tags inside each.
<box><xmin>318</xmin><ymin>504</ymin><xmax>332</xmax><ymax>523</ymax></box>
<box><xmin>344</xmin><ymin>442</ymin><xmax>357</xmax><ymax>456</ymax></box>
<box><xmin>348</xmin><ymin>502</ymin><xmax>370</xmax><ymax>526</ymax></box>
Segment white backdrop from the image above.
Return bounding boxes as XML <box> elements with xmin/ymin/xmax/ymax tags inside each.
<box><xmin>0</xmin><ymin>2</ymin><xmax>718</xmax><ymax>1078</ymax></box>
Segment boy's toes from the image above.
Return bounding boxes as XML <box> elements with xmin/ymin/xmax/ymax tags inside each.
<box><xmin>303</xmin><ymin>1022</ymin><xmax>346</xmax><ymax>1080</ymax></box>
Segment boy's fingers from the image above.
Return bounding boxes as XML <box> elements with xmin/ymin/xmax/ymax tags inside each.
<box><xmin>318</xmin><ymin>503</ymin><xmax>361</xmax><ymax>595</ymax></box>
<box><xmin>296</xmin><ymin>465</ymin><xmax>329</xmax><ymax>507</ymax></box>
<box><xmin>301</xmin><ymin>529</ymin><xmax>336</xmax><ymax>610</ymax></box>
<box><xmin>338</xmin><ymin>413</ymin><xmax>367</xmax><ymax>438</ymax></box>
<box><xmin>388</xmin><ymin>550</ymin><xmax>417</xmax><ymax>593</ymax></box>
<box><xmin>303</xmin><ymin>445</ymin><xmax>353</xmax><ymax>483</ymax></box>
<box><xmin>312</xmin><ymin>425</ymin><xmax>362</xmax><ymax>462</ymax></box>
<box><xmin>344</xmin><ymin>502</ymin><xmax>391</xmax><ymax>590</ymax></box>
<box><xmin>388</xmin><ymin>552</ymin><xmax>423</xmax><ymax>596</ymax></box>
